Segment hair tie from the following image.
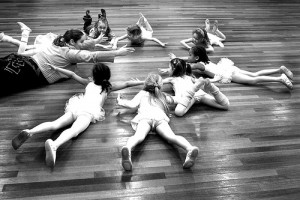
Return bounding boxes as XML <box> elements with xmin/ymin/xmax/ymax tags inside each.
<box><xmin>60</xmin><ymin>37</ymin><xmax>65</xmax><ymax>42</ymax></box>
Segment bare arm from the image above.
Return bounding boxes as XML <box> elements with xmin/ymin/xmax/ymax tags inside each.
<box><xmin>116</xmin><ymin>91</ymin><xmax>144</xmax><ymax>109</ymax></box>
<box><xmin>46</xmin><ymin>63</ymin><xmax>90</xmax><ymax>86</ymax></box>
<box><xmin>67</xmin><ymin>45</ymin><xmax>135</xmax><ymax>63</ymax></box>
<box><xmin>111</xmin><ymin>78</ymin><xmax>144</xmax><ymax>92</ymax></box>
<box><xmin>180</xmin><ymin>38</ymin><xmax>193</xmax><ymax>49</ymax></box>
<box><xmin>111</xmin><ymin>34</ymin><xmax>128</xmax><ymax>50</ymax></box>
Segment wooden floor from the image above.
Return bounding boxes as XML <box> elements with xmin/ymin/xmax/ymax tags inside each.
<box><xmin>1</xmin><ymin>0</ymin><xmax>300</xmax><ymax>199</ymax></box>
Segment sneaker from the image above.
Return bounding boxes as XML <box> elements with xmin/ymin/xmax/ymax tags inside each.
<box><xmin>45</xmin><ymin>139</ymin><xmax>57</xmax><ymax>167</ymax></box>
<box><xmin>280</xmin><ymin>66</ymin><xmax>293</xmax><ymax>80</ymax></box>
<box><xmin>183</xmin><ymin>146</ymin><xmax>199</xmax><ymax>169</ymax></box>
<box><xmin>281</xmin><ymin>74</ymin><xmax>293</xmax><ymax>90</ymax></box>
<box><xmin>121</xmin><ymin>146</ymin><xmax>132</xmax><ymax>171</ymax></box>
<box><xmin>12</xmin><ymin>130</ymin><xmax>31</xmax><ymax>150</ymax></box>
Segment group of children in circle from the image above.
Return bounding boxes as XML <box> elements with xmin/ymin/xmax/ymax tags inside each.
<box><xmin>10</xmin><ymin>9</ymin><xmax>294</xmax><ymax>171</ymax></box>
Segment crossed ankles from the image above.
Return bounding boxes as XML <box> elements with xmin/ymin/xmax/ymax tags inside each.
<box><xmin>280</xmin><ymin>66</ymin><xmax>293</xmax><ymax>80</ymax></box>
<box><xmin>183</xmin><ymin>146</ymin><xmax>199</xmax><ymax>169</ymax></box>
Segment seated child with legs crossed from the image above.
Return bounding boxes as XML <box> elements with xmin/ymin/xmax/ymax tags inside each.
<box><xmin>82</xmin><ymin>9</ymin><xmax>116</xmax><ymax>50</ymax></box>
<box><xmin>116</xmin><ymin>73</ymin><xmax>199</xmax><ymax>171</ymax></box>
<box><xmin>12</xmin><ymin>63</ymin><xmax>144</xmax><ymax>168</ymax></box>
<box><xmin>111</xmin><ymin>13</ymin><xmax>167</xmax><ymax>49</ymax></box>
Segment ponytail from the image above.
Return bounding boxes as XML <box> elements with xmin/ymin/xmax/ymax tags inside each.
<box><xmin>92</xmin><ymin>63</ymin><xmax>112</xmax><ymax>93</ymax></box>
<box><xmin>53</xmin><ymin>29</ymin><xmax>84</xmax><ymax>47</ymax></box>
<box><xmin>143</xmin><ymin>74</ymin><xmax>169</xmax><ymax>114</ymax></box>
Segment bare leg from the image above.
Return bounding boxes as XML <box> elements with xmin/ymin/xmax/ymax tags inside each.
<box><xmin>12</xmin><ymin>112</ymin><xmax>74</xmax><ymax>150</ymax></box>
<box><xmin>212</xmin><ymin>20</ymin><xmax>226</xmax><ymax>41</ymax></box>
<box><xmin>232</xmin><ymin>72</ymin><xmax>293</xmax><ymax>89</ymax></box>
<box><xmin>239</xmin><ymin>66</ymin><xmax>293</xmax><ymax>80</ymax></box>
<box><xmin>17</xmin><ymin>22</ymin><xmax>32</xmax><ymax>55</ymax></box>
<box><xmin>27</xmin><ymin>112</ymin><xmax>74</xmax><ymax>136</ymax></box>
<box><xmin>203</xmin><ymin>79</ymin><xmax>230</xmax><ymax>109</ymax></box>
<box><xmin>121</xmin><ymin>120</ymin><xmax>151</xmax><ymax>170</ymax></box>
<box><xmin>45</xmin><ymin>114</ymin><xmax>92</xmax><ymax>167</ymax></box>
<box><xmin>0</xmin><ymin>32</ymin><xmax>22</xmax><ymax>46</ymax></box>
<box><xmin>239</xmin><ymin>68</ymin><xmax>281</xmax><ymax>77</ymax></box>
<box><xmin>156</xmin><ymin>121</ymin><xmax>199</xmax><ymax>169</ymax></box>
<box><xmin>139</xmin><ymin>13</ymin><xmax>153</xmax><ymax>33</ymax></box>
<box><xmin>174</xmin><ymin>78</ymin><xmax>206</xmax><ymax>116</ymax></box>
<box><xmin>53</xmin><ymin>115</ymin><xmax>91</xmax><ymax>148</ymax></box>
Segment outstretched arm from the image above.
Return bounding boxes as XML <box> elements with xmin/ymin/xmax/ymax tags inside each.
<box><xmin>111</xmin><ymin>78</ymin><xmax>144</xmax><ymax>92</ymax></box>
<box><xmin>116</xmin><ymin>91</ymin><xmax>144</xmax><ymax>109</ymax></box>
<box><xmin>111</xmin><ymin>34</ymin><xmax>128</xmax><ymax>50</ymax></box>
<box><xmin>46</xmin><ymin>63</ymin><xmax>90</xmax><ymax>86</ymax></box>
<box><xmin>180</xmin><ymin>38</ymin><xmax>193</xmax><ymax>49</ymax></box>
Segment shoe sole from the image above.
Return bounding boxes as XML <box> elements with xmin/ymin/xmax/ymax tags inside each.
<box><xmin>121</xmin><ymin>147</ymin><xmax>132</xmax><ymax>171</ymax></box>
<box><xmin>45</xmin><ymin>140</ymin><xmax>55</xmax><ymax>167</ymax></box>
<box><xmin>12</xmin><ymin>130</ymin><xmax>30</xmax><ymax>150</ymax></box>
<box><xmin>183</xmin><ymin>148</ymin><xmax>199</xmax><ymax>169</ymax></box>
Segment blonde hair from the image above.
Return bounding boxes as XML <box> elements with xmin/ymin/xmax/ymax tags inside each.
<box><xmin>143</xmin><ymin>73</ymin><xmax>169</xmax><ymax>114</ymax></box>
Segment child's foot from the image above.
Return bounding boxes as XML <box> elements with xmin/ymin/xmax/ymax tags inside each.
<box><xmin>205</xmin><ymin>19</ymin><xmax>210</xmax><ymax>31</ymax></box>
<box><xmin>45</xmin><ymin>139</ymin><xmax>57</xmax><ymax>167</ymax></box>
<box><xmin>183</xmin><ymin>146</ymin><xmax>199</xmax><ymax>169</ymax></box>
<box><xmin>121</xmin><ymin>146</ymin><xmax>132</xmax><ymax>171</ymax></box>
<box><xmin>212</xmin><ymin>20</ymin><xmax>218</xmax><ymax>33</ymax></box>
<box><xmin>100</xmin><ymin>9</ymin><xmax>106</xmax><ymax>18</ymax></box>
<box><xmin>204</xmin><ymin>79</ymin><xmax>219</xmax><ymax>94</ymax></box>
<box><xmin>280</xmin><ymin>66</ymin><xmax>293</xmax><ymax>80</ymax></box>
<box><xmin>17</xmin><ymin>22</ymin><xmax>32</xmax><ymax>32</ymax></box>
<box><xmin>281</xmin><ymin>74</ymin><xmax>293</xmax><ymax>90</ymax></box>
<box><xmin>12</xmin><ymin>129</ymin><xmax>31</xmax><ymax>150</ymax></box>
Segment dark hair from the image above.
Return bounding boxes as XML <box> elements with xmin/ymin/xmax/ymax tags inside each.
<box><xmin>92</xmin><ymin>63</ymin><xmax>112</xmax><ymax>93</ymax></box>
<box><xmin>190</xmin><ymin>46</ymin><xmax>210</xmax><ymax>64</ymax></box>
<box><xmin>192</xmin><ymin>28</ymin><xmax>210</xmax><ymax>47</ymax></box>
<box><xmin>170</xmin><ymin>58</ymin><xmax>187</xmax><ymax>77</ymax></box>
<box><xmin>127</xmin><ymin>25</ymin><xmax>142</xmax><ymax>36</ymax></box>
<box><xmin>53</xmin><ymin>29</ymin><xmax>84</xmax><ymax>47</ymax></box>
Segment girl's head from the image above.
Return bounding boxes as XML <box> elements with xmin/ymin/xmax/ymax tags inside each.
<box><xmin>127</xmin><ymin>25</ymin><xmax>142</xmax><ymax>40</ymax></box>
<box><xmin>143</xmin><ymin>73</ymin><xmax>169</xmax><ymax>114</ymax></box>
<box><xmin>188</xmin><ymin>46</ymin><xmax>210</xmax><ymax>64</ymax></box>
<box><xmin>92</xmin><ymin>63</ymin><xmax>112</xmax><ymax>93</ymax></box>
<box><xmin>169</xmin><ymin>58</ymin><xmax>188</xmax><ymax>77</ymax></box>
<box><xmin>192</xmin><ymin>28</ymin><xmax>210</xmax><ymax>47</ymax></box>
<box><xmin>94</xmin><ymin>9</ymin><xmax>111</xmax><ymax>37</ymax></box>
<box><xmin>53</xmin><ymin>29</ymin><xmax>86</xmax><ymax>49</ymax></box>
